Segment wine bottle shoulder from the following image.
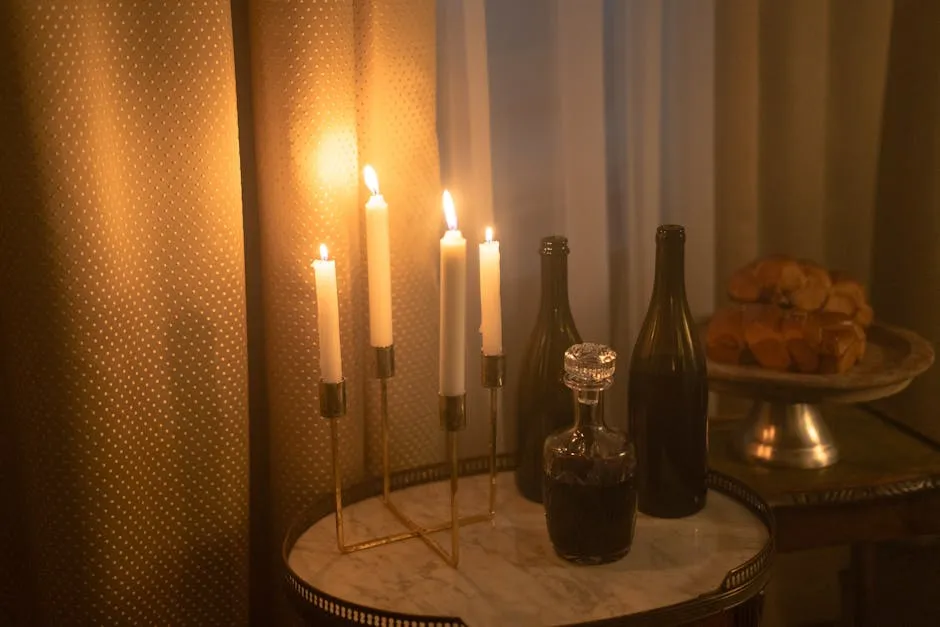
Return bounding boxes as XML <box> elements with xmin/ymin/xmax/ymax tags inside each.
<box><xmin>630</xmin><ymin>316</ymin><xmax>705</xmax><ymax>371</ymax></box>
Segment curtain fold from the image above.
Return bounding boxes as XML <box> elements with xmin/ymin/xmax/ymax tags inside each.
<box><xmin>0</xmin><ymin>1</ymin><xmax>249</xmax><ymax>624</ymax></box>
<box><xmin>0</xmin><ymin>1</ymin><xmax>444</xmax><ymax>623</ymax></box>
<box><xmin>714</xmin><ymin>0</ymin><xmax>760</xmax><ymax>297</ymax></box>
<box><xmin>440</xmin><ymin>0</ymin><xmax>894</xmax><ymax>427</ymax></box>
<box><xmin>247</xmin><ymin>0</ymin><xmax>444</xmax><ymax>604</ymax></box>
<box><xmin>870</xmin><ymin>0</ymin><xmax>940</xmax><ymax>444</ymax></box>
<box><xmin>436</xmin><ymin>0</ymin><xmax>504</xmax><ymax>455</ymax></box>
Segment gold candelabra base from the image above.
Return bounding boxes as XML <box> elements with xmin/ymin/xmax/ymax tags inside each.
<box><xmin>320</xmin><ymin>346</ymin><xmax>505</xmax><ymax>567</ymax></box>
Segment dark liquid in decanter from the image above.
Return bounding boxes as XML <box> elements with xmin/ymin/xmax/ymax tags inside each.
<box><xmin>544</xmin><ymin>459</ymin><xmax>637</xmax><ymax>565</ymax></box>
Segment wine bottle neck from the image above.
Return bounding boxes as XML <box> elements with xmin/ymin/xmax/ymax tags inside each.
<box><xmin>651</xmin><ymin>235</ymin><xmax>686</xmax><ymax>301</ymax></box>
<box><xmin>539</xmin><ymin>254</ymin><xmax>573</xmax><ymax>318</ymax></box>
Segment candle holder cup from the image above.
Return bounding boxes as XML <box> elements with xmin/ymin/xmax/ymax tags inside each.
<box><xmin>321</xmin><ymin>346</ymin><xmax>505</xmax><ymax>567</ymax></box>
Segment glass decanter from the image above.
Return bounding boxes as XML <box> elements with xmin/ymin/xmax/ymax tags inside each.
<box><xmin>543</xmin><ymin>343</ymin><xmax>637</xmax><ymax>565</ymax></box>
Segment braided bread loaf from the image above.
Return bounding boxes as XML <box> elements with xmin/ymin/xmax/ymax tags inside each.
<box><xmin>707</xmin><ymin>256</ymin><xmax>872</xmax><ymax>373</ymax></box>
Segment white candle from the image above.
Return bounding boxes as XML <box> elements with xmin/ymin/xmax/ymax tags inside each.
<box><xmin>439</xmin><ymin>191</ymin><xmax>467</xmax><ymax>396</ymax></box>
<box><xmin>313</xmin><ymin>244</ymin><xmax>343</xmax><ymax>383</ymax></box>
<box><xmin>479</xmin><ymin>227</ymin><xmax>503</xmax><ymax>355</ymax></box>
<box><xmin>363</xmin><ymin>165</ymin><xmax>393</xmax><ymax>347</ymax></box>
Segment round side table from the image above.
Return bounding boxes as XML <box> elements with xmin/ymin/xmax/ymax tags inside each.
<box><xmin>283</xmin><ymin>460</ymin><xmax>774</xmax><ymax>627</ymax></box>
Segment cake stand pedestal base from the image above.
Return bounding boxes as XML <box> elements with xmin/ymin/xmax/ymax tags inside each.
<box><xmin>738</xmin><ymin>401</ymin><xmax>839</xmax><ymax>469</ymax></box>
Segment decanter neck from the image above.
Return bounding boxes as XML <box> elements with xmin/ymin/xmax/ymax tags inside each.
<box><xmin>573</xmin><ymin>390</ymin><xmax>606</xmax><ymax>429</ymax></box>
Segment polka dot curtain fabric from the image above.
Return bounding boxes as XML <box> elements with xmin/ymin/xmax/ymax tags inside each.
<box><xmin>0</xmin><ymin>0</ymin><xmax>441</xmax><ymax>624</ymax></box>
<box><xmin>0</xmin><ymin>1</ymin><xmax>249</xmax><ymax>624</ymax></box>
<box><xmin>248</xmin><ymin>0</ymin><xmax>443</xmax><ymax>542</ymax></box>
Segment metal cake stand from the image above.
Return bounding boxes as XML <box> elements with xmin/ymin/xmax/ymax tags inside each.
<box><xmin>706</xmin><ymin>322</ymin><xmax>934</xmax><ymax>469</ymax></box>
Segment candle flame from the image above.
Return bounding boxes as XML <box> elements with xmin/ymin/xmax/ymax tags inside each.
<box><xmin>485</xmin><ymin>226</ymin><xmax>494</xmax><ymax>243</ymax></box>
<box><xmin>363</xmin><ymin>165</ymin><xmax>380</xmax><ymax>195</ymax></box>
<box><xmin>319</xmin><ymin>244</ymin><xmax>329</xmax><ymax>261</ymax></box>
<box><xmin>442</xmin><ymin>190</ymin><xmax>458</xmax><ymax>231</ymax></box>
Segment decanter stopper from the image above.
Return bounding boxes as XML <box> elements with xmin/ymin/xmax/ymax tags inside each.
<box><xmin>564</xmin><ymin>343</ymin><xmax>617</xmax><ymax>392</ymax></box>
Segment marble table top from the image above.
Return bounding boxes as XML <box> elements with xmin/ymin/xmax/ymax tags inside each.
<box><xmin>288</xmin><ymin>472</ymin><xmax>768</xmax><ymax>627</ymax></box>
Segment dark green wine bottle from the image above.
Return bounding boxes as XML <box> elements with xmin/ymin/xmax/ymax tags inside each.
<box><xmin>515</xmin><ymin>235</ymin><xmax>582</xmax><ymax>503</ymax></box>
<box><xmin>628</xmin><ymin>225</ymin><xmax>708</xmax><ymax>518</ymax></box>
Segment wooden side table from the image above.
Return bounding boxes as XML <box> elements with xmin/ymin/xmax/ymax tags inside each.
<box><xmin>282</xmin><ymin>463</ymin><xmax>774</xmax><ymax>627</ymax></box>
<box><xmin>709</xmin><ymin>404</ymin><xmax>940</xmax><ymax>551</ymax></box>
<box><xmin>709</xmin><ymin>404</ymin><xmax>940</xmax><ymax>625</ymax></box>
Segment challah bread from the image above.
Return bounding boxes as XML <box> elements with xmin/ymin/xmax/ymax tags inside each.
<box><xmin>705</xmin><ymin>305</ymin><xmax>747</xmax><ymax>365</ymax></box>
<box><xmin>791</xmin><ymin>260</ymin><xmax>831</xmax><ymax>311</ymax></box>
<box><xmin>742</xmin><ymin>304</ymin><xmax>791</xmax><ymax>371</ymax></box>
<box><xmin>709</xmin><ymin>255</ymin><xmax>873</xmax><ymax>374</ymax></box>
<box><xmin>827</xmin><ymin>271</ymin><xmax>873</xmax><ymax>327</ymax></box>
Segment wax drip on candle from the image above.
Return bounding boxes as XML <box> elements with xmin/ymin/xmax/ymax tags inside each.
<box><xmin>443</xmin><ymin>190</ymin><xmax>458</xmax><ymax>231</ymax></box>
<box><xmin>320</xmin><ymin>243</ymin><xmax>329</xmax><ymax>261</ymax></box>
<box><xmin>363</xmin><ymin>165</ymin><xmax>380</xmax><ymax>196</ymax></box>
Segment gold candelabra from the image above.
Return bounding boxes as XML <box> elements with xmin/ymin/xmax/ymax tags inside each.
<box><xmin>320</xmin><ymin>346</ymin><xmax>505</xmax><ymax>567</ymax></box>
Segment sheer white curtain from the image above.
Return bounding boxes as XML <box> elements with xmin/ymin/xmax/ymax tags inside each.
<box><xmin>439</xmin><ymin>0</ymin><xmax>716</xmax><ymax>435</ymax></box>
<box><xmin>439</xmin><ymin>0</ymin><xmax>892</xmax><ymax>441</ymax></box>
<box><xmin>438</xmin><ymin>2</ymin><xmax>903</xmax><ymax>624</ymax></box>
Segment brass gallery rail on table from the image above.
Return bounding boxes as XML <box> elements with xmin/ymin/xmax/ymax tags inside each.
<box><xmin>282</xmin><ymin>456</ymin><xmax>775</xmax><ymax>627</ymax></box>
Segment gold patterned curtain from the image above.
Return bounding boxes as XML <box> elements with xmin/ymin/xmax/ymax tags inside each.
<box><xmin>0</xmin><ymin>0</ymin><xmax>440</xmax><ymax>624</ymax></box>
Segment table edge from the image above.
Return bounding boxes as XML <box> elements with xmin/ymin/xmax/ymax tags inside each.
<box><xmin>281</xmin><ymin>456</ymin><xmax>776</xmax><ymax>627</ymax></box>
<box><xmin>712</xmin><ymin>407</ymin><xmax>940</xmax><ymax>508</ymax></box>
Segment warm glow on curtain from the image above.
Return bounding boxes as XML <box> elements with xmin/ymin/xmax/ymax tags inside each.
<box><xmin>0</xmin><ymin>0</ymin><xmax>442</xmax><ymax>623</ymax></box>
<box><xmin>247</xmin><ymin>0</ymin><xmax>443</xmax><ymax>568</ymax></box>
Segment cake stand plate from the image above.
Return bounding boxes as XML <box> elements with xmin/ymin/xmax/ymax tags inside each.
<box><xmin>705</xmin><ymin>322</ymin><xmax>934</xmax><ymax>469</ymax></box>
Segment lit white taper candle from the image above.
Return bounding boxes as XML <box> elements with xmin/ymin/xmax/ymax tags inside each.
<box><xmin>312</xmin><ymin>244</ymin><xmax>343</xmax><ymax>383</ymax></box>
<box><xmin>439</xmin><ymin>191</ymin><xmax>467</xmax><ymax>396</ymax></box>
<box><xmin>363</xmin><ymin>165</ymin><xmax>393</xmax><ymax>347</ymax></box>
<box><xmin>479</xmin><ymin>226</ymin><xmax>503</xmax><ymax>355</ymax></box>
